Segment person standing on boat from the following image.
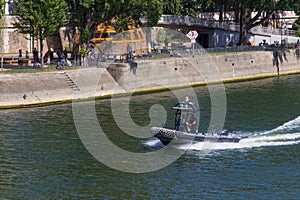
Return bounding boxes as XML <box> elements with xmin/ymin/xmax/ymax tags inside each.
<box><xmin>176</xmin><ymin>96</ymin><xmax>199</xmax><ymax>132</ymax></box>
<box><xmin>177</xmin><ymin>115</ymin><xmax>186</xmax><ymax>132</ymax></box>
<box><xmin>186</xmin><ymin>114</ymin><xmax>197</xmax><ymax>133</ymax></box>
<box><xmin>183</xmin><ymin>96</ymin><xmax>198</xmax><ymax>111</ymax></box>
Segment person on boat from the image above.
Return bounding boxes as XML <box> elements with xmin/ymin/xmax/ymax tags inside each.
<box><xmin>177</xmin><ymin>113</ymin><xmax>186</xmax><ymax>132</ymax></box>
<box><xmin>173</xmin><ymin>96</ymin><xmax>199</xmax><ymax>132</ymax></box>
<box><xmin>185</xmin><ymin>114</ymin><xmax>197</xmax><ymax>133</ymax></box>
<box><xmin>182</xmin><ymin>96</ymin><xmax>198</xmax><ymax>111</ymax></box>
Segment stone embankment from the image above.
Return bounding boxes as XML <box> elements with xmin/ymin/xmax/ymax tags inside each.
<box><xmin>0</xmin><ymin>50</ymin><xmax>299</xmax><ymax>108</ymax></box>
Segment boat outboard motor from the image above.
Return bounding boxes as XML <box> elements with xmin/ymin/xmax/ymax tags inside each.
<box><xmin>220</xmin><ymin>129</ymin><xmax>229</xmax><ymax>136</ymax></box>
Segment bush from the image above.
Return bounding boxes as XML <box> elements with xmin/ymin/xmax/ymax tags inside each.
<box><xmin>65</xmin><ymin>45</ymin><xmax>73</xmax><ymax>52</ymax></box>
<box><xmin>79</xmin><ymin>46</ymin><xmax>87</xmax><ymax>56</ymax></box>
<box><xmin>81</xmin><ymin>28</ymin><xmax>90</xmax><ymax>43</ymax></box>
<box><xmin>296</xmin><ymin>29</ymin><xmax>300</xmax><ymax>38</ymax></box>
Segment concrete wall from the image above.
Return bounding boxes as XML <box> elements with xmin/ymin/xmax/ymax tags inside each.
<box><xmin>0</xmin><ymin>68</ymin><xmax>123</xmax><ymax>107</ymax></box>
<box><xmin>107</xmin><ymin>50</ymin><xmax>299</xmax><ymax>93</ymax></box>
<box><xmin>0</xmin><ymin>50</ymin><xmax>299</xmax><ymax>108</ymax></box>
<box><xmin>213</xmin><ymin>29</ymin><xmax>240</xmax><ymax>47</ymax></box>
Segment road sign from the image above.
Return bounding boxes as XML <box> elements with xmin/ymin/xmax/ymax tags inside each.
<box><xmin>186</xmin><ymin>30</ymin><xmax>198</xmax><ymax>41</ymax></box>
<box><xmin>186</xmin><ymin>30</ymin><xmax>198</xmax><ymax>57</ymax></box>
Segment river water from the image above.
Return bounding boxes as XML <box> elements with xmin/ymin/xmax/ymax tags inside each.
<box><xmin>1</xmin><ymin>74</ymin><xmax>300</xmax><ymax>199</ymax></box>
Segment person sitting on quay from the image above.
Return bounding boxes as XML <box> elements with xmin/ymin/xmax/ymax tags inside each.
<box><xmin>44</xmin><ymin>50</ymin><xmax>50</xmax><ymax>64</ymax></box>
<box><xmin>57</xmin><ymin>48</ymin><xmax>62</xmax><ymax>60</ymax></box>
<box><xmin>17</xmin><ymin>48</ymin><xmax>32</xmax><ymax>68</ymax></box>
<box><xmin>17</xmin><ymin>49</ymin><xmax>23</xmax><ymax>68</ymax></box>
<box><xmin>65</xmin><ymin>57</ymin><xmax>73</xmax><ymax>67</ymax></box>
<box><xmin>56</xmin><ymin>56</ymin><xmax>65</xmax><ymax>70</ymax></box>
<box><xmin>50</xmin><ymin>47</ymin><xmax>54</xmax><ymax>60</ymax></box>
<box><xmin>25</xmin><ymin>51</ymin><xmax>29</xmax><ymax>59</ymax></box>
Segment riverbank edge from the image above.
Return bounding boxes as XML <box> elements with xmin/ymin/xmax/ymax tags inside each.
<box><xmin>1</xmin><ymin>69</ymin><xmax>299</xmax><ymax>110</ymax></box>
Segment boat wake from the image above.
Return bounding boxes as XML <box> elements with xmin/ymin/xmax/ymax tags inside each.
<box><xmin>144</xmin><ymin>116</ymin><xmax>300</xmax><ymax>151</ymax></box>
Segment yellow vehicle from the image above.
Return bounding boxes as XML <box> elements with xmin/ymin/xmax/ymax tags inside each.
<box><xmin>90</xmin><ymin>24</ymin><xmax>117</xmax><ymax>43</ymax></box>
<box><xmin>91</xmin><ymin>24</ymin><xmax>147</xmax><ymax>57</ymax></box>
<box><xmin>72</xmin><ymin>23</ymin><xmax>147</xmax><ymax>58</ymax></box>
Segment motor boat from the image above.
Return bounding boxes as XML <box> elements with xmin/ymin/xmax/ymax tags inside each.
<box><xmin>150</xmin><ymin>96</ymin><xmax>241</xmax><ymax>145</ymax></box>
<box><xmin>151</xmin><ymin>127</ymin><xmax>241</xmax><ymax>145</ymax></box>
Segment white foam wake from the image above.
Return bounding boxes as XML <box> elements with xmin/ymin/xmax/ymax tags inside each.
<box><xmin>181</xmin><ymin>116</ymin><xmax>300</xmax><ymax>151</ymax></box>
<box><xmin>246</xmin><ymin>132</ymin><xmax>300</xmax><ymax>142</ymax></box>
<box><xmin>259</xmin><ymin>116</ymin><xmax>300</xmax><ymax>135</ymax></box>
<box><xmin>145</xmin><ymin>116</ymin><xmax>300</xmax><ymax>151</ymax></box>
<box><xmin>143</xmin><ymin>138</ymin><xmax>164</xmax><ymax>148</ymax></box>
<box><xmin>179</xmin><ymin>133</ymin><xmax>300</xmax><ymax>151</ymax></box>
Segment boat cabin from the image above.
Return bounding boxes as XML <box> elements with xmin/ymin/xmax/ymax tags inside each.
<box><xmin>172</xmin><ymin>96</ymin><xmax>199</xmax><ymax>133</ymax></box>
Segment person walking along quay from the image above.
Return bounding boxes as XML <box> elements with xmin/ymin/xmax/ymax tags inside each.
<box><xmin>33</xmin><ymin>47</ymin><xmax>40</xmax><ymax>68</ymax></box>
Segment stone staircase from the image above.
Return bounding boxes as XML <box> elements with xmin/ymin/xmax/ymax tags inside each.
<box><xmin>59</xmin><ymin>71</ymin><xmax>80</xmax><ymax>91</ymax></box>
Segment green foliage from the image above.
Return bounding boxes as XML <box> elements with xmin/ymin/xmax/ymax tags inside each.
<box><xmin>65</xmin><ymin>45</ymin><xmax>73</xmax><ymax>52</ymax></box>
<box><xmin>13</xmin><ymin>0</ymin><xmax>68</xmax><ymax>67</ymax></box>
<box><xmin>296</xmin><ymin>29</ymin><xmax>300</xmax><ymax>38</ymax></box>
<box><xmin>81</xmin><ymin>27</ymin><xmax>90</xmax><ymax>42</ymax></box>
<box><xmin>142</xmin><ymin>0</ymin><xmax>164</xmax><ymax>27</ymax></box>
<box><xmin>180</xmin><ymin>0</ymin><xmax>200</xmax><ymax>16</ymax></box>
<box><xmin>163</xmin><ymin>0</ymin><xmax>200</xmax><ymax>16</ymax></box>
<box><xmin>64</xmin><ymin>0</ymin><xmax>300</xmax><ymax>48</ymax></box>
<box><xmin>176</xmin><ymin>0</ymin><xmax>300</xmax><ymax>45</ymax></box>
<box><xmin>0</xmin><ymin>0</ymin><xmax>4</xmax><ymax>19</ymax></box>
<box><xmin>67</xmin><ymin>0</ymin><xmax>164</xmax><ymax>33</ymax></box>
<box><xmin>79</xmin><ymin>46</ymin><xmax>87</xmax><ymax>56</ymax></box>
<box><xmin>79</xmin><ymin>0</ymin><xmax>95</xmax><ymax>8</ymax></box>
<box><xmin>163</xmin><ymin>0</ymin><xmax>181</xmax><ymax>15</ymax></box>
<box><xmin>293</xmin><ymin>18</ymin><xmax>300</xmax><ymax>30</ymax></box>
<box><xmin>13</xmin><ymin>0</ymin><xmax>68</xmax><ymax>40</ymax></box>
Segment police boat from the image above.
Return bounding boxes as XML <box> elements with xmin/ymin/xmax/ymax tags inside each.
<box><xmin>150</xmin><ymin>96</ymin><xmax>241</xmax><ymax>145</ymax></box>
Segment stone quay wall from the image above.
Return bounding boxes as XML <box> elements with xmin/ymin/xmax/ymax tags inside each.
<box><xmin>0</xmin><ymin>50</ymin><xmax>299</xmax><ymax>108</ymax></box>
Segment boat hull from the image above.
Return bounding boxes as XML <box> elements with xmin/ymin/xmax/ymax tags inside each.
<box><xmin>151</xmin><ymin>127</ymin><xmax>241</xmax><ymax>145</ymax></box>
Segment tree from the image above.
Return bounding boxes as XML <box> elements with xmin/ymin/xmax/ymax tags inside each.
<box><xmin>13</xmin><ymin>0</ymin><xmax>68</xmax><ymax>67</ymax></box>
<box><xmin>196</xmin><ymin>0</ymin><xmax>234</xmax><ymax>22</ymax></box>
<box><xmin>224</xmin><ymin>0</ymin><xmax>300</xmax><ymax>45</ymax></box>
<box><xmin>287</xmin><ymin>0</ymin><xmax>300</xmax><ymax>35</ymax></box>
<box><xmin>197</xmin><ymin>0</ymin><xmax>298</xmax><ymax>45</ymax></box>
<box><xmin>66</xmin><ymin>0</ymin><xmax>164</xmax><ymax>53</ymax></box>
<box><xmin>214</xmin><ymin>0</ymin><xmax>234</xmax><ymax>22</ymax></box>
<box><xmin>163</xmin><ymin>0</ymin><xmax>182</xmax><ymax>15</ymax></box>
<box><xmin>181</xmin><ymin>0</ymin><xmax>200</xmax><ymax>16</ymax></box>
<box><xmin>67</xmin><ymin>0</ymin><xmax>97</xmax><ymax>40</ymax></box>
<box><xmin>163</xmin><ymin>0</ymin><xmax>200</xmax><ymax>17</ymax></box>
<box><xmin>68</xmin><ymin>0</ymin><xmax>164</xmax><ymax>30</ymax></box>
<box><xmin>0</xmin><ymin>0</ymin><xmax>4</xmax><ymax>19</ymax></box>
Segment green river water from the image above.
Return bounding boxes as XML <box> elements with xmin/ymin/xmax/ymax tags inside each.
<box><xmin>1</xmin><ymin>74</ymin><xmax>300</xmax><ymax>199</ymax></box>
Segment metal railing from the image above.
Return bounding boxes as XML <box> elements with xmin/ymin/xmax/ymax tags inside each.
<box><xmin>158</xmin><ymin>15</ymin><xmax>240</xmax><ymax>31</ymax></box>
<box><xmin>250</xmin><ymin>26</ymin><xmax>297</xmax><ymax>36</ymax></box>
<box><xmin>205</xmin><ymin>46</ymin><xmax>267</xmax><ymax>53</ymax></box>
<box><xmin>158</xmin><ymin>15</ymin><xmax>297</xmax><ymax>36</ymax></box>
